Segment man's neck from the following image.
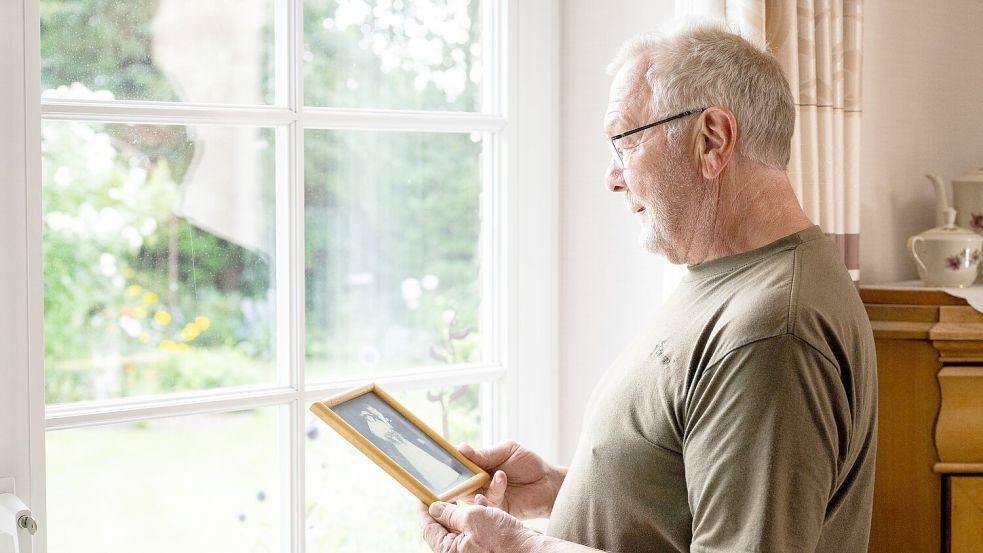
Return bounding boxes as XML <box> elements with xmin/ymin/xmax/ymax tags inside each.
<box><xmin>688</xmin><ymin>164</ymin><xmax>814</xmax><ymax>265</ymax></box>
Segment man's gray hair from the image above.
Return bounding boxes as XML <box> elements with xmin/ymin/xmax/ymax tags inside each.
<box><xmin>607</xmin><ymin>21</ymin><xmax>795</xmax><ymax>170</ymax></box>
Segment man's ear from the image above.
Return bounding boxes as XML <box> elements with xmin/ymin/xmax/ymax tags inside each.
<box><xmin>696</xmin><ymin>107</ymin><xmax>737</xmax><ymax>179</ymax></box>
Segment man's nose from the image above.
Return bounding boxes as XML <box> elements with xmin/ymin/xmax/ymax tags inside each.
<box><xmin>605</xmin><ymin>157</ymin><xmax>627</xmax><ymax>192</ymax></box>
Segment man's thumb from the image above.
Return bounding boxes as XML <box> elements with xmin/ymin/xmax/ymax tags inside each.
<box><xmin>458</xmin><ymin>443</ymin><xmax>486</xmax><ymax>465</ymax></box>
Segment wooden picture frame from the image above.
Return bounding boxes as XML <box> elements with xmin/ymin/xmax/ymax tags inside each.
<box><xmin>309</xmin><ymin>383</ymin><xmax>491</xmax><ymax>505</ymax></box>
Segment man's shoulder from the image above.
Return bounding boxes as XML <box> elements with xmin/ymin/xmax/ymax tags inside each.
<box><xmin>692</xmin><ymin>233</ymin><xmax>868</xmax><ymax>369</ymax></box>
<box><xmin>698</xmin><ymin>277</ymin><xmax>794</xmax><ymax>367</ymax></box>
<box><xmin>788</xmin><ymin>236</ymin><xmax>872</xmax><ymax>364</ymax></box>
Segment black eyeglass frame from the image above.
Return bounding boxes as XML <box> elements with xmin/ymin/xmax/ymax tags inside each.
<box><xmin>608</xmin><ymin>107</ymin><xmax>707</xmax><ymax>167</ymax></box>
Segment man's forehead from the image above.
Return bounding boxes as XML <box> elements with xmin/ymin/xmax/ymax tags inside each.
<box><xmin>606</xmin><ymin>57</ymin><xmax>652</xmax><ymax>128</ymax></box>
<box><xmin>614</xmin><ymin>56</ymin><xmax>649</xmax><ymax>87</ymax></box>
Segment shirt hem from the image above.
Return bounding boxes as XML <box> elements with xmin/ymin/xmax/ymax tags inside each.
<box><xmin>691</xmin><ymin>545</ymin><xmax>763</xmax><ymax>553</ymax></box>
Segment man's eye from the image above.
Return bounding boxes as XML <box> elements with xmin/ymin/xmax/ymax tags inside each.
<box><xmin>616</xmin><ymin>134</ymin><xmax>641</xmax><ymax>151</ymax></box>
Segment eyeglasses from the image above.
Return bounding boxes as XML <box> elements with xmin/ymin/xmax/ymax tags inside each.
<box><xmin>607</xmin><ymin>107</ymin><xmax>706</xmax><ymax>168</ymax></box>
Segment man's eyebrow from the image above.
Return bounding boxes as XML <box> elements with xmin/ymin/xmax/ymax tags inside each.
<box><xmin>603</xmin><ymin>117</ymin><xmax>625</xmax><ymax>137</ymax></box>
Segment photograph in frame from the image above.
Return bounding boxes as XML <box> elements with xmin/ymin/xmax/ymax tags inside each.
<box><xmin>310</xmin><ymin>383</ymin><xmax>490</xmax><ymax>504</ymax></box>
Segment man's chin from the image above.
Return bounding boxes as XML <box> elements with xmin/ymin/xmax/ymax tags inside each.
<box><xmin>640</xmin><ymin>229</ymin><xmax>685</xmax><ymax>264</ymax></box>
<box><xmin>639</xmin><ymin>230</ymin><xmax>665</xmax><ymax>256</ymax></box>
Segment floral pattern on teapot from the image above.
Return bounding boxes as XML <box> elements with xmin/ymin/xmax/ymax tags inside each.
<box><xmin>945</xmin><ymin>248</ymin><xmax>982</xmax><ymax>271</ymax></box>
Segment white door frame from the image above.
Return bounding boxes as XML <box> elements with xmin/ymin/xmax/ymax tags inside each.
<box><xmin>0</xmin><ymin>0</ymin><xmax>46</xmax><ymax>547</ymax></box>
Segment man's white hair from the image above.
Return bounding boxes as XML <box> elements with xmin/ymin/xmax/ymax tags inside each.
<box><xmin>607</xmin><ymin>21</ymin><xmax>795</xmax><ymax>170</ymax></box>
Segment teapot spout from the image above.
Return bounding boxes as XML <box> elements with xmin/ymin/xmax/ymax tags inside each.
<box><xmin>927</xmin><ymin>174</ymin><xmax>950</xmax><ymax>227</ymax></box>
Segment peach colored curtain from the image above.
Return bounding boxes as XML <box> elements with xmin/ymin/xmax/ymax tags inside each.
<box><xmin>676</xmin><ymin>0</ymin><xmax>864</xmax><ymax>280</ymax></box>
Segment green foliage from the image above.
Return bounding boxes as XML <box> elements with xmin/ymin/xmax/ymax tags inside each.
<box><xmin>41</xmin><ymin>120</ymin><xmax>275</xmax><ymax>403</ymax></box>
<box><xmin>41</xmin><ymin>122</ymin><xmax>176</xmax><ymax>362</ymax></box>
<box><xmin>40</xmin><ymin>0</ymin><xmax>178</xmax><ymax>102</ymax></box>
<box><xmin>303</xmin><ymin>0</ymin><xmax>481</xmax><ymax>111</ymax></box>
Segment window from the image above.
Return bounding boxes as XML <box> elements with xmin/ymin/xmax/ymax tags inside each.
<box><xmin>3</xmin><ymin>0</ymin><xmax>559</xmax><ymax>551</ymax></box>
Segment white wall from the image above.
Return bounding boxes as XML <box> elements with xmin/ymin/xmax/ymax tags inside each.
<box><xmin>556</xmin><ymin>0</ymin><xmax>983</xmax><ymax>462</ymax></box>
<box><xmin>859</xmin><ymin>0</ymin><xmax>983</xmax><ymax>284</ymax></box>
<box><xmin>558</xmin><ymin>0</ymin><xmax>676</xmax><ymax>463</ymax></box>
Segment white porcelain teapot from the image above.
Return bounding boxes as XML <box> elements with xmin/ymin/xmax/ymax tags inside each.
<box><xmin>928</xmin><ymin>167</ymin><xmax>983</xmax><ymax>231</ymax></box>
<box><xmin>908</xmin><ymin>207</ymin><xmax>983</xmax><ymax>287</ymax></box>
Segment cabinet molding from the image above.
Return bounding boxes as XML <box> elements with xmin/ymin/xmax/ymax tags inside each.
<box><xmin>937</xmin><ymin>367</ymin><xmax>983</xmax><ymax>463</ymax></box>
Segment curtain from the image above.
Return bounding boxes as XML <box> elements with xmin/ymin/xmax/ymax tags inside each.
<box><xmin>675</xmin><ymin>0</ymin><xmax>863</xmax><ymax>281</ymax></box>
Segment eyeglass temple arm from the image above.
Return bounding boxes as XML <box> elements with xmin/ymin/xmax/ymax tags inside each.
<box><xmin>609</xmin><ymin>108</ymin><xmax>707</xmax><ymax>141</ymax></box>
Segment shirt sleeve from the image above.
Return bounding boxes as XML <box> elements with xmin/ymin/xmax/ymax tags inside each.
<box><xmin>682</xmin><ymin>333</ymin><xmax>851</xmax><ymax>553</ymax></box>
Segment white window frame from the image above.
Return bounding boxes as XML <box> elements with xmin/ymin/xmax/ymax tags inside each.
<box><xmin>1</xmin><ymin>0</ymin><xmax>558</xmax><ymax>551</ymax></box>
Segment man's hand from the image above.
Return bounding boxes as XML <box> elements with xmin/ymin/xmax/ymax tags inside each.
<box><xmin>457</xmin><ymin>441</ymin><xmax>567</xmax><ymax>520</ymax></box>
<box><xmin>419</xmin><ymin>502</ymin><xmax>606</xmax><ymax>553</ymax></box>
<box><xmin>419</xmin><ymin>501</ymin><xmax>541</xmax><ymax>553</ymax></box>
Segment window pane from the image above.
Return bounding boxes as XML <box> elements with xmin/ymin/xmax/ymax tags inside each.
<box><xmin>46</xmin><ymin>408</ymin><xmax>283</xmax><ymax>553</ymax></box>
<box><xmin>304</xmin><ymin>0</ymin><xmax>483</xmax><ymax>111</ymax></box>
<box><xmin>42</xmin><ymin>121</ymin><xmax>276</xmax><ymax>403</ymax></box>
<box><xmin>305</xmin><ymin>130</ymin><xmax>483</xmax><ymax>378</ymax></box>
<box><xmin>40</xmin><ymin>0</ymin><xmax>275</xmax><ymax>104</ymax></box>
<box><xmin>306</xmin><ymin>384</ymin><xmax>484</xmax><ymax>552</ymax></box>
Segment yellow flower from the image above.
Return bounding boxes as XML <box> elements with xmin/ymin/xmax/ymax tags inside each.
<box><xmin>138</xmin><ymin>333</ymin><xmax>150</xmax><ymax>344</ymax></box>
<box><xmin>176</xmin><ymin>343</ymin><xmax>189</xmax><ymax>353</ymax></box>
<box><xmin>194</xmin><ymin>316</ymin><xmax>211</xmax><ymax>330</ymax></box>
<box><xmin>159</xmin><ymin>339</ymin><xmax>177</xmax><ymax>351</ymax></box>
<box><xmin>133</xmin><ymin>307</ymin><xmax>147</xmax><ymax>319</ymax></box>
<box><xmin>125</xmin><ymin>284</ymin><xmax>142</xmax><ymax>297</ymax></box>
<box><xmin>142</xmin><ymin>292</ymin><xmax>159</xmax><ymax>305</ymax></box>
<box><xmin>154</xmin><ymin>311</ymin><xmax>172</xmax><ymax>325</ymax></box>
<box><xmin>181</xmin><ymin>324</ymin><xmax>200</xmax><ymax>342</ymax></box>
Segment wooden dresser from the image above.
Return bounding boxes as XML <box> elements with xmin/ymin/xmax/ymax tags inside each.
<box><xmin>862</xmin><ymin>286</ymin><xmax>983</xmax><ymax>553</ymax></box>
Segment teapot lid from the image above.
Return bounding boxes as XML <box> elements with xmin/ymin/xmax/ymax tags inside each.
<box><xmin>954</xmin><ymin>167</ymin><xmax>983</xmax><ymax>184</ymax></box>
<box><xmin>920</xmin><ymin>207</ymin><xmax>980</xmax><ymax>238</ymax></box>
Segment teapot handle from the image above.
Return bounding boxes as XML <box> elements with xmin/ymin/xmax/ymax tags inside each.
<box><xmin>908</xmin><ymin>236</ymin><xmax>928</xmax><ymax>275</ymax></box>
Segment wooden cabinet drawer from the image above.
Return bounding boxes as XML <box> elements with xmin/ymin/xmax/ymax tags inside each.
<box><xmin>948</xmin><ymin>476</ymin><xmax>983</xmax><ymax>553</ymax></box>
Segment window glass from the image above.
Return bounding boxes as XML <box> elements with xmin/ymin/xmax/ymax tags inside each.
<box><xmin>304</xmin><ymin>0</ymin><xmax>483</xmax><ymax>111</ymax></box>
<box><xmin>305</xmin><ymin>130</ymin><xmax>483</xmax><ymax>378</ymax></box>
<box><xmin>40</xmin><ymin>0</ymin><xmax>275</xmax><ymax>104</ymax></box>
<box><xmin>46</xmin><ymin>408</ymin><xmax>283</xmax><ymax>553</ymax></box>
<box><xmin>42</xmin><ymin>121</ymin><xmax>276</xmax><ymax>403</ymax></box>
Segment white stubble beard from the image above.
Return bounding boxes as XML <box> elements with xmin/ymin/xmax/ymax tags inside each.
<box><xmin>633</xmin><ymin>140</ymin><xmax>701</xmax><ymax>263</ymax></box>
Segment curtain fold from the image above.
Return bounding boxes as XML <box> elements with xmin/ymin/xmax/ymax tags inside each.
<box><xmin>674</xmin><ymin>0</ymin><xmax>863</xmax><ymax>280</ymax></box>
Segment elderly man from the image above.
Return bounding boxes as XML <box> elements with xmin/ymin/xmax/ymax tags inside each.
<box><xmin>419</xmin><ymin>23</ymin><xmax>877</xmax><ymax>553</ymax></box>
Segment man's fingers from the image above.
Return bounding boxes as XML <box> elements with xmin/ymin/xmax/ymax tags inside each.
<box><xmin>418</xmin><ymin>503</ymin><xmax>450</xmax><ymax>552</ymax></box>
<box><xmin>457</xmin><ymin>441</ymin><xmax>518</xmax><ymax>470</ymax></box>
<box><xmin>428</xmin><ymin>501</ymin><xmax>458</xmax><ymax>529</ymax></box>
<box><xmin>457</xmin><ymin>470</ymin><xmax>506</xmax><ymax>511</ymax></box>
<box><xmin>484</xmin><ymin>470</ymin><xmax>507</xmax><ymax>507</ymax></box>
<box><xmin>457</xmin><ymin>443</ymin><xmax>490</xmax><ymax>467</ymax></box>
<box><xmin>430</xmin><ymin>501</ymin><xmax>482</xmax><ymax>533</ymax></box>
<box><xmin>424</xmin><ymin>501</ymin><xmax>524</xmax><ymax>553</ymax></box>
